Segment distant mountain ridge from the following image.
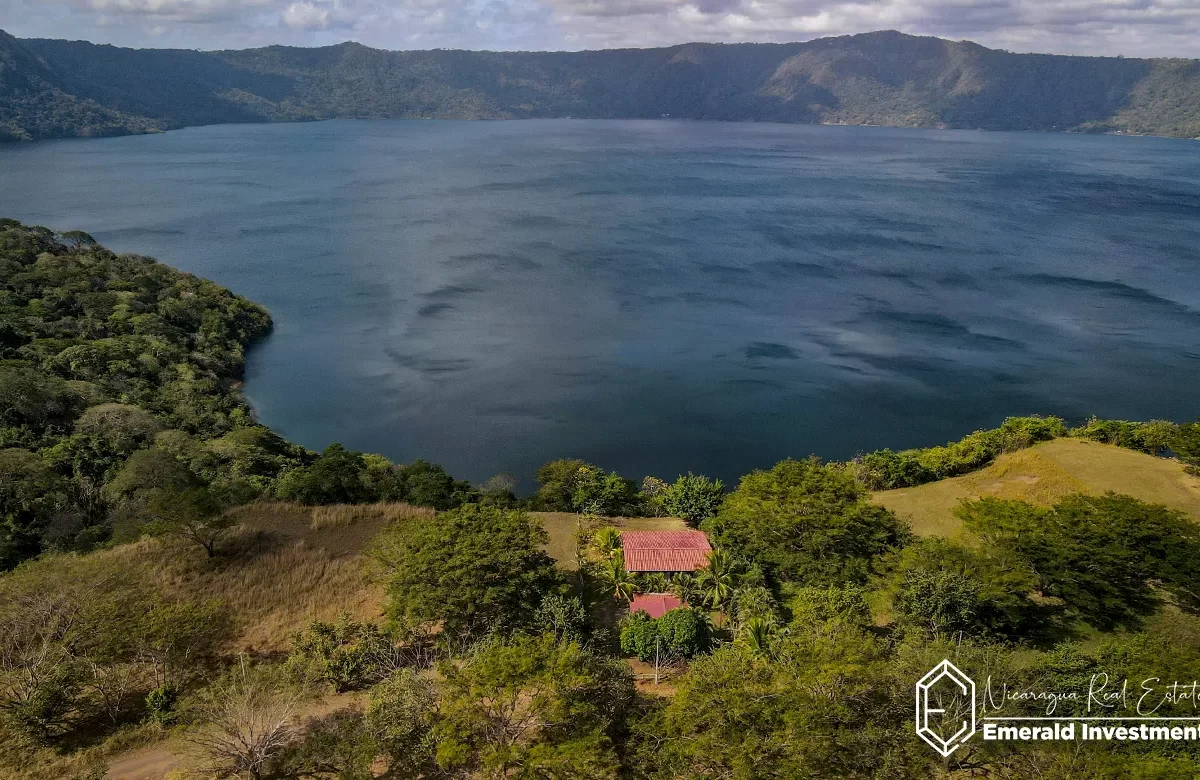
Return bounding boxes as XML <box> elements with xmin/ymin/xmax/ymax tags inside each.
<box><xmin>2</xmin><ymin>28</ymin><xmax>1199</xmax><ymax>141</ymax></box>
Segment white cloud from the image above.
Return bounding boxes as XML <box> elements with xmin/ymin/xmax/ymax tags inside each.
<box><xmin>4</xmin><ymin>0</ymin><xmax>1200</xmax><ymax>56</ymax></box>
<box><xmin>281</xmin><ymin>0</ymin><xmax>331</xmax><ymax>28</ymax></box>
<box><xmin>82</xmin><ymin>0</ymin><xmax>276</xmax><ymax>22</ymax></box>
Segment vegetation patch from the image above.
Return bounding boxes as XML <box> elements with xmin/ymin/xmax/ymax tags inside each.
<box><xmin>874</xmin><ymin>438</ymin><xmax>1200</xmax><ymax>537</ymax></box>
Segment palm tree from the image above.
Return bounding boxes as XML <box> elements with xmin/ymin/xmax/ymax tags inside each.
<box><xmin>697</xmin><ymin>547</ymin><xmax>737</xmax><ymax>612</ymax></box>
<box><xmin>591</xmin><ymin>526</ymin><xmax>623</xmax><ymax>560</ymax></box>
<box><xmin>602</xmin><ymin>551</ymin><xmax>637</xmax><ymax>603</ymax></box>
<box><xmin>638</xmin><ymin>572</ymin><xmax>670</xmax><ymax>593</ymax></box>
<box><xmin>737</xmin><ymin>617</ymin><xmax>777</xmax><ymax>660</ymax></box>
<box><xmin>669</xmin><ymin>572</ymin><xmax>699</xmax><ymax>606</ymax></box>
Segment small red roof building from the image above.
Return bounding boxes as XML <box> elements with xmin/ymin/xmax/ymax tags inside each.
<box><xmin>621</xmin><ymin>530</ymin><xmax>711</xmax><ymax>573</ymax></box>
<box><xmin>629</xmin><ymin>593</ymin><xmax>684</xmax><ymax>619</ymax></box>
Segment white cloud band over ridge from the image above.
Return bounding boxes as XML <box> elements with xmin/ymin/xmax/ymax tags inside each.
<box><xmin>2</xmin><ymin>0</ymin><xmax>1198</xmax><ymax>57</ymax></box>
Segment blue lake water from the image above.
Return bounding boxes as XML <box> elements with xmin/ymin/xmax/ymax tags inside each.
<box><xmin>2</xmin><ymin>119</ymin><xmax>1199</xmax><ymax>486</ymax></box>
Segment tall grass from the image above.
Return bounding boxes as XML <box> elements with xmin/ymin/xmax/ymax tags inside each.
<box><xmin>310</xmin><ymin>503</ymin><xmax>434</xmax><ymax>531</ymax></box>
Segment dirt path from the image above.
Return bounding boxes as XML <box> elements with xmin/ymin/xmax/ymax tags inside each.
<box><xmin>104</xmin><ymin>691</ymin><xmax>367</xmax><ymax>779</ymax></box>
<box><xmin>106</xmin><ymin>746</ymin><xmax>181</xmax><ymax>780</ymax></box>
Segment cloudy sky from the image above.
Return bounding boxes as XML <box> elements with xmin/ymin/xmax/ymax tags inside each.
<box><xmin>2</xmin><ymin>0</ymin><xmax>1198</xmax><ymax>57</ymax></box>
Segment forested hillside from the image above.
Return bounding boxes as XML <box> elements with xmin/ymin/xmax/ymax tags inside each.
<box><xmin>6</xmin><ymin>220</ymin><xmax>1200</xmax><ymax>778</ymax></box>
<box><xmin>2</xmin><ymin>29</ymin><xmax>1199</xmax><ymax>141</ymax></box>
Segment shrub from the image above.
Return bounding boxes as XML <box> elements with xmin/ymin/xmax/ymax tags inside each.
<box><xmin>365</xmin><ymin>669</ymin><xmax>438</xmax><ymax>774</ymax></box>
<box><xmin>145</xmin><ymin>685</ymin><xmax>178</xmax><ymax>725</ymax></box>
<box><xmin>620</xmin><ymin>608</ymin><xmax>709</xmax><ymax>661</ymax></box>
<box><xmin>1069</xmin><ymin>416</ymin><xmax>1177</xmax><ymax>453</ymax></box>
<box><xmin>287</xmin><ymin>615</ymin><xmax>395</xmax><ymax>692</ymax></box>
<box><xmin>788</xmin><ymin>583</ymin><xmax>871</xmax><ymax>628</ymax></box>
<box><xmin>620</xmin><ymin>611</ymin><xmax>659</xmax><ymax>661</ymax></box>
<box><xmin>656</xmin><ymin>608</ymin><xmax>709</xmax><ymax>658</ymax></box>
<box><xmin>855</xmin><ymin>415</ymin><xmax>1066</xmax><ymax>489</ymax></box>
<box><xmin>660</xmin><ymin>473</ymin><xmax>725</xmax><ymax>526</ymax></box>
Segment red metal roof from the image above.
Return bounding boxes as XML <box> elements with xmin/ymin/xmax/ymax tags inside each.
<box><xmin>622</xmin><ymin>530</ymin><xmax>711</xmax><ymax>572</ymax></box>
<box><xmin>629</xmin><ymin>593</ymin><xmax>684</xmax><ymax>619</ymax></box>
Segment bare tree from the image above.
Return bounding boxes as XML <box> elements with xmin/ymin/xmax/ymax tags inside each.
<box><xmin>82</xmin><ymin>660</ymin><xmax>143</xmax><ymax>724</ymax></box>
<box><xmin>186</xmin><ymin>658</ymin><xmax>300</xmax><ymax>779</ymax></box>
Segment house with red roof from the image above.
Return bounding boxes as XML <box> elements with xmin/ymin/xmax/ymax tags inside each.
<box><xmin>621</xmin><ymin>530</ymin><xmax>711</xmax><ymax>573</ymax></box>
<box><xmin>628</xmin><ymin>592</ymin><xmax>684</xmax><ymax>619</ymax></box>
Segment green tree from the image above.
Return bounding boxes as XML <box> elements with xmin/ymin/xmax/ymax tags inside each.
<box><xmin>696</xmin><ymin>547</ymin><xmax>738</xmax><ymax>612</ymax></box>
<box><xmin>0</xmin><ymin>448</ymin><xmax>66</xmax><ymax>569</ymax></box>
<box><xmin>590</xmin><ymin>526</ymin><xmax>622</xmax><ymax>560</ymax></box>
<box><xmin>433</xmin><ymin>634</ymin><xmax>632</xmax><ymax>778</ymax></box>
<box><xmin>599</xmin><ymin>552</ymin><xmax>637</xmax><ymax>603</ymax></box>
<box><xmin>274</xmin><ymin>443</ymin><xmax>371</xmax><ymax>505</ymax></box>
<box><xmin>787</xmin><ymin>583</ymin><xmax>872</xmax><ymax>628</ymax></box>
<box><xmin>534</xmin><ymin>458</ymin><xmax>590</xmax><ymax>511</ymax></box>
<box><xmin>669</xmin><ymin>572</ymin><xmax>700</xmax><ymax>606</ymax></box>
<box><xmin>533</xmin><ymin>459</ymin><xmax>636</xmax><ymax>515</ymax></box>
<box><xmin>960</xmin><ymin>494</ymin><xmax>1200</xmax><ymax>628</ymax></box>
<box><xmin>365</xmin><ymin>668</ymin><xmax>438</xmax><ymax>776</ymax></box>
<box><xmin>533</xmin><ymin>594</ymin><xmax>590</xmax><ymax>644</ymax></box>
<box><xmin>144</xmin><ymin>485</ymin><xmax>233</xmax><ymax>558</ymax></box>
<box><xmin>882</xmin><ymin>537</ymin><xmax>1042</xmax><ymax>639</ymax></box>
<box><xmin>371</xmin><ymin>505</ymin><xmax>559</xmax><ymax>637</ymax></box>
<box><xmin>656</xmin><ymin>608</ymin><xmax>710</xmax><ymax>658</ymax></box>
<box><xmin>710</xmin><ymin>457</ymin><xmax>911</xmax><ymax>585</ymax></box>
<box><xmin>631</xmin><ymin>627</ymin><xmax>921</xmax><ymax>779</ymax></box>
<box><xmin>620</xmin><ymin>611</ymin><xmax>660</xmax><ymax>661</ymax></box>
<box><xmin>571</xmin><ymin>465</ymin><xmax>638</xmax><ymax>516</ymax></box>
<box><xmin>660</xmin><ymin>473</ymin><xmax>725</xmax><ymax>526</ymax></box>
<box><xmin>287</xmin><ymin>615</ymin><xmax>395</xmax><ymax>692</ymax></box>
<box><xmin>393</xmin><ymin>459</ymin><xmax>473</xmax><ymax>509</ymax></box>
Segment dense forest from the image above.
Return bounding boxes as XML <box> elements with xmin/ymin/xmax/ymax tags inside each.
<box><xmin>5</xmin><ymin>220</ymin><xmax>1200</xmax><ymax>779</ymax></box>
<box><xmin>2</xmin><ymin>29</ymin><xmax>1200</xmax><ymax>142</ymax></box>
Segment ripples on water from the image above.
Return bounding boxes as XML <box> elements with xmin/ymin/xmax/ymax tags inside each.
<box><xmin>2</xmin><ymin>120</ymin><xmax>1199</xmax><ymax>484</ymax></box>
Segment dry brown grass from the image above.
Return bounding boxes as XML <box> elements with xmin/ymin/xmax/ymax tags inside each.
<box><xmin>873</xmin><ymin>438</ymin><xmax>1200</xmax><ymax>538</ymax></box>
<box><xmin>531</xmin><ymin>512</ymin><xmax>690</xmax><ymax>569</ymax></box>
<box><xmin>310</xmin><ymin>503</ymin><xmax>434</xmax><ymax>532</ymax></box>
<box><xmin>51</xmin><ymin>501</ymin><xmax>434</xmax><ymax>656</ymax></box>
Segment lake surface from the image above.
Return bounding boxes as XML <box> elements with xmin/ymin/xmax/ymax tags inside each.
<box><xmin>3</xmin><ymin>120</ymin><xmax>1200</xmax><ymax>486</ymax></box>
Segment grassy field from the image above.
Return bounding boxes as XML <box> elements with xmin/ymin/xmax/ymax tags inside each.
<box><xmin>872</xmin><ymin>438</ymin><xmax>1200</xmax><ymax>537</ymax></box>
<box><xmin>99</xmin><ymin>502</ymin><xmax>433</xmax><ymax>654</ymax></box>
<box><xmin>532</xmin><ymin>512</ymin><xmax>690</xmax><ymax>568</ymax></box>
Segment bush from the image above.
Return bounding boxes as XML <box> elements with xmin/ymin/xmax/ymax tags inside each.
<box><xmin>533</xmin><ymin>458</ymin><xmax>637</xmax><ymax>515</ymax></box>
<box><xmin>1069</xmin><ymin>416</ymin><xmax>1178</xmax><ymax>453</ymax></box>
<box><xmin>660</xmin><ymin>473</ymin><xmax>725</xmax><ymax>526</ymax></box>
<box><xmin>145</xmin><ymin>685</ymin><xmax>178</xmax><ymax>725</ymax></box>
<box><xmin>657</xmin><ymin>608</ymin><xmax>710</xmax><ymax>658</ymax></box>
<box><xmin>620</xmin><ymin>608</ymin><xmax>709</xmax><ymax>661</ymax></box>
<box><xmin>855</xmin><ymin>415</ymin><xmax>1066</xmax><ymax>490</ymax></box>
<box><xmin>620</xmin><ymin>611</ymin><xmax>659</xmax><ymax>661</ymax></box>
<box><xmin>365</xmin><ymin>669</ymin><xmax>438</xmax><ymax>774</ymax></box>
<box><xmin>272</xmin><ymin>710</ymin><xmax>377</xmax><ymax>780</ymax></box>
<box><xmin>286</xmin><ymin>615</ymin><xmax>394</xmax><ymax>692</ymax></box>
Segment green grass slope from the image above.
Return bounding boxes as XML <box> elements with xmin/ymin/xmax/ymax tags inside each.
<box><xmin>872</xmin><ymin>437</ymin><xmax>1200</xmax><ymax>537</ymax></box>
